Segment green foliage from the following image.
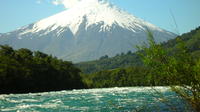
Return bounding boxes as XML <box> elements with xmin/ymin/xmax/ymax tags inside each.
<box><xmin>99</xmin><ymin>55</ymin><xmax>109</xmax><ymax>60</ymax></box>
<box><xmin>138</xmin><ymin>30</ymin><xmax>200</xmax><ymax>111</ymax></box>
<box><xmin>0</xmin><ymin>45</ymin><xmax>85</xmax><ymax>94</ymax></box>
<box><xmin>137</xmin><ymin>30</ymin><xmax>172</xmax><ymax>86</ymax></box>
<box><xmin>163</xmin><ymin>26</ymin><xmax>200</xmax><ymax>53</ymax></box>
<box><xmin>82</xmin><ymin>66</ymin><xmax>151</xmax><ymax>88</ymax></box>
<box><xmin>76</xmin><ymin>51</ymin><xmax>142</xmax><ymax>74</ymax></box>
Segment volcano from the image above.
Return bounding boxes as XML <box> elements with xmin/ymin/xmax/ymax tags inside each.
<box><xmin>0</xmin><ymin>0</ymin><xmax>176</xmax><ymax>62</ymax></box>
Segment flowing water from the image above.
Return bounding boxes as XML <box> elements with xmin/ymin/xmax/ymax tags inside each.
<box><xmin>0</xmin><ymin>87</ymin><xmax>191</xmax><ymax>112</ymax></box>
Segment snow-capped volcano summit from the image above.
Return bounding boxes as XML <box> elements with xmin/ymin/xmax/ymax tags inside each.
<box><xmin>21</xmin><ymin>0</ymin><xmax>162</xmax><ymax>36</ymax></box>
<box><xmin>0</xmin><ymin>0</ymin><xmax>176</xmax><ymax>62</ymax></box>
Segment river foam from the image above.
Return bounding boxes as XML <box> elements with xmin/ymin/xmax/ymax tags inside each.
<box><xmin>0</xmin><ymin>87</ymin><xmax>190</xmax><ymax>112</ymax></box>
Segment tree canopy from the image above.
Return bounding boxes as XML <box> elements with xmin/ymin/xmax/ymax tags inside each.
<box><xmin>0</xmin><ymin>45</ymin><xmax>85</xmax><ymax>94</ymax></box>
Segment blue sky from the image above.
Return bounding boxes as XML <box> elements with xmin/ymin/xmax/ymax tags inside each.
<box><xmin>0</xmin><ymin>0</ymin><xmax>200</xmax><ymax>34</ymax></box>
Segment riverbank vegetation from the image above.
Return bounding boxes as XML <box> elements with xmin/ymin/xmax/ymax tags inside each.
<box><xmin>0</xmin><ymin>46</ymin><xmax>85</xmax><ymax>94</ymax></box>
<box><xmin>138</xmin><ymin>30</ymin><xmax>200</xmax><ymax>111</ymax></box>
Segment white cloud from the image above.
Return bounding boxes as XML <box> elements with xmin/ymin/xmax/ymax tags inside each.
<box><xmin>52</xmin><ymin>0</ymin><xmax>61</xmax><ymax>5</ymax></box>
<box><xmin>52</xmin><ymin>0</ymin><xmax>81</xmax><ymax>8</ymax></box>
<box><xmin>36</xmin><ymin>0</ymin><xmax>42</xmax><ymax>4</ymax></box>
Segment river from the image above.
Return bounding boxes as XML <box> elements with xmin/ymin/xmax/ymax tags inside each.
<box><xmin>0</xmin><ymin>87</ymin><xmax>191</xmax><ymax>112</ymax></box>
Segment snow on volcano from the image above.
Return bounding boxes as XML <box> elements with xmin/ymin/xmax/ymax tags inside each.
<box><xmin>0</xmin><ymin>0</ymin><xmax>176</xmax><ymax>62</ymax></box>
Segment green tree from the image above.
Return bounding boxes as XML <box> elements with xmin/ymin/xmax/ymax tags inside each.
<box><xmin>138</xmin><ymin>31</ymin><xmax>200</xmax><ymax>111</ymax></box>
<box><xmin>0</xmin><ymin>45</ymin><xmax>85</xmax><ymax>94</ymax></box>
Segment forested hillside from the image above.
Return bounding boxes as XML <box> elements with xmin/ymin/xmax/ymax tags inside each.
<box><xmin>77</xmin><ymin>26</ymin><xmax>200</xmax><ymax>74</ymax></box>
<box><xmin>76</xmin><ymin>52</ymin><xmax>142</xmax><ymax>74</ymax></box>
<box><xmin>82</xmin><ymin>66</ymin><xmax>151</xmax><ymax>88</ymax></box>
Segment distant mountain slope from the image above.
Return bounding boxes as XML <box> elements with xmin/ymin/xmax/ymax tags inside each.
<box><xmin>76</xmin><ymin>51</ymin><xmax>142</xmax><ymax>74</ymax></box>
<box><xmin>0</xmin><ymin>0</ymin><xmax>176</xmax><ymax>62</ymax></box>
<box><xmin>77</xmin><ymin>26</ymin><xmax>200</xmax><ymax>74</ymax></box>
<box><xmin>163</xmin><ymin>27</ymin><xmax>200</xmax><ymax>52</ymax></box>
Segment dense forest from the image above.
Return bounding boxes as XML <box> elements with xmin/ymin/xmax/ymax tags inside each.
<box><xmin>0</xmin><ymin>46</ymin><xmax>85</xmax><ymax>94</ymax></box>
<box><xmin>77</xmin><ymin>26</ymin><xmax>200</xmax><ymax>74</ymax></box>
<box><xmin>76</xmin><ymin>51</ymin><xmax>142</xmax><ymax>74</ymax></box>
<box><xmin>82</xmin><ymin>66</ymin><xmax>151</xmax><ymax>88</ymax></box>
